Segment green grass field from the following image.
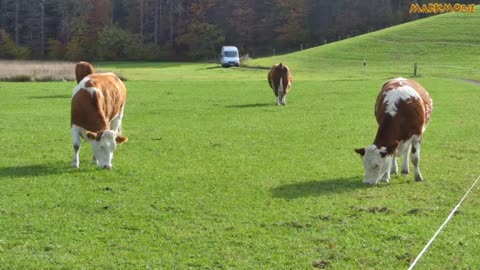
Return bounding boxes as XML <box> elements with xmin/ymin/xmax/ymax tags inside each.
<box><xmin>1</xmin><ymin>9</ymin><xmax>480</xmax><ymax>269</ymax></box>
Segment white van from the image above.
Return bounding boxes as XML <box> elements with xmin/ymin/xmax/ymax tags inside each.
<box><xmin>220</xmin><ymin>46</ymin><xmax>240</xmax><ymax>67</ymax></box>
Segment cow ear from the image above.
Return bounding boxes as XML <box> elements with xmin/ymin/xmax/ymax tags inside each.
<box><xmin>116</xmin><ymin>136</ymin><xmax>128</xmax><ymax>144</ymax></box>
<box><xmin>86</xmin><ymin>131</ymin><xmax>97</xmax><ymax>140</ymax></box>
<box><xmin>386</xmin><ymin>141</ymin><xmax>399</xmax><ymax>154</ymax></box>
<box><xmin>354</xmin><ymin>148</ymin><xmax>365</xmax><ymax>156</ymax></box>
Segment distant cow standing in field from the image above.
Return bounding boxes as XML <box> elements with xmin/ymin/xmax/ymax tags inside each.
<box><xmin>267</xmin><ymin>63</ymin><xmax>293</xmax><ymax>105</ymax></box>
<box><xmin>71</xmin><ymin>62</ymin><xmax>127</xmax><ymax>169</ymax></box>
<box><xmin>75</xmin><ymin>61</ymin><xmax>95</xmax><ymax>83</ymax></box>
<box><xmin>355</xmin><ymin>78</ymin><xmax>433</xmax><ymax>184</ymax></box>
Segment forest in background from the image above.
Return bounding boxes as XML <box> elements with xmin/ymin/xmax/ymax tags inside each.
<box><xmin>0</xmin><ymin>0</ymin><xmax>478</xmax><ymax>61</ymax></box>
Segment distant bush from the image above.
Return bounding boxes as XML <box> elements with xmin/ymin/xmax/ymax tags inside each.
<box><xmin>1</xmin><ymin>74</ymin><xmax>33</xmax><ymax>82</ymax></box>
<box><xmin>176</xmin><ymin>22</ymin><xmax>224</xmax><ymax>60</ymax></box>
<box><xmin>0</xmin><ymin>30</ymin><xmax>18</xmax><ymax>58</ymax></box>
<box><xmin>96</xmin><ymin>25</ymin><xmax>170</xmax><ymax>61</ymax></box>
<box><xmin>0</xmin><ymin>29</ymin><xmax>31</xmax><ymax>59</ymax></box>
<box><xmin>97</xmin><ymin>25</ymin><xmax>132</xmax><ymax>60</ymax></box>
<box><xmin>124</xmin><ymin>40</ymin><xmax>169</xmax><ymax>61</ymax></box>
<box><xmin>65</xmin><ymin>35</ymin><xmax>96</xmax><ymax>62</ymax></box>
<box><xmin>48</xmin><ymin>39</ymin><xmax>67</xmax><ymax>60</ymax></box>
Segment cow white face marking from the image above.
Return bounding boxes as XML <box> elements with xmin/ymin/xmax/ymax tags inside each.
<box><xmin>356</xmin><ymin>144</ymin><xmax>394</xmax><ymax>184</ymax></box>
<box><xmin>86</xmin><ymin>130</ymin><xmax>127</xmax><ymax>169</ymax></box>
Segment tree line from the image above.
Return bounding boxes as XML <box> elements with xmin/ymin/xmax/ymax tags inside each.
<box><xmin>0</xmin><ymin>0</ymin><xmax>477</xmax><ymax>61</ymax></box>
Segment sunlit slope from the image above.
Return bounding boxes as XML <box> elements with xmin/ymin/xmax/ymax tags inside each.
<box><xmin>247</xmin><ymin>8</ymin><xmax>480</xmax><ymax>80</ymax></box>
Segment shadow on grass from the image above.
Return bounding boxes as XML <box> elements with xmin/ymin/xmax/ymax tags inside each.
<box><xmin>204</xmin><ymin>65</ymin><xmax>223</xmax><ymax>70</ymax></box>
<box><xmin>30</xmin><ymin>94</ymin><xmax>70</xmax><ymax>99</ymax></box>
<box><xmin>271</xmin><ymin>177</ymin><xmax>367</xmax><ymax>199</ymax></box>
<box><xmin>0</xmin><ymin>164</ymin><xmax>66</xmax><ymax>178</ymax></box>
<box><xmin>225</xmin><ymin>103</ymin><xmax>272</xmax><ymax>108</ymax></box>
<box><xmin>240</xmin><ymin>65</ymin><xmax>271</xmax><ymax>70</ymax></box>
<box><xmin>204</xmin><ymin>65</ymin><xmax>271</xmax><ymax>71</ymax></box>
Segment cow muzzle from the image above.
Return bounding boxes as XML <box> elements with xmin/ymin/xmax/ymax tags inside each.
<box><xmin>102</xmin><ymin>165</ymin><xmax>112</xmax><ymax>170</ymax></box>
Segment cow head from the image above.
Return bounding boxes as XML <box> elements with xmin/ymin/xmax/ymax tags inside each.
<box><xmin>86</xmin><ymin>130</ymin><xmax>128</xmax><ymax>169</ymax></box>
<box><xmin>75</xmin><ymin>61</ymin><xmax>95</xmax><ymax>84</ymax></box>
<box><xmin>355</xmin><ymin>142</ymin><xmax>398</xmax><ymax>184</ymax></box>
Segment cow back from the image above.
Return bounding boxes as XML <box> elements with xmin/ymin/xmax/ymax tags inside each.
<box><xmin>374</xmin><ymin>78</ymin><xmax>432</xmax><ymax>143</ymax></box>
<box><xmin>71</xmin><ymin>73</ymin><xmax>126</xmax><ymax>132</ymax></box>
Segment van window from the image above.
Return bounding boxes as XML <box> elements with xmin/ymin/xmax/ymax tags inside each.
<box><xmin>224</xmin><ymin>51</ymin><xmax>238</xmax><ymax>57</ymax></box>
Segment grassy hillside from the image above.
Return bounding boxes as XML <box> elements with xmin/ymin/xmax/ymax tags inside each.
<box><xmin>98</xmin><ymin>9</ymin><xmax>480</xmax><ymax>83</ymax></box>
<box><xmin>246</xmin><ymin>8</ymin><xmax>480</xmax><ymax>81</ymax></box>
<box><xmin>1</xmin><ymin>9</ymin><xmax>480</xmax><ymax>269</ymax></box>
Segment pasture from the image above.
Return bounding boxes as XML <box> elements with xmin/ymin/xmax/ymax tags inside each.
<box><xmin>1</xmin><ymin>10</ymin><xmax>480</xmax><ymax>269</ymax></box>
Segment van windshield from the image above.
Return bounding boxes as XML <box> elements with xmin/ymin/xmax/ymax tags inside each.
<box><xmin>224</xmin><ymin>51</ymin><xmax>238</xmax><ymax>57</ymax></box>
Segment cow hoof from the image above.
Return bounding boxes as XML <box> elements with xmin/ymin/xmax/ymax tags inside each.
<box><xmin>380</xmin><ymin>175</ymin><xmax>390</xmax><ymax>183</ymax></box>
<box><xmin>415</xmin><ymin>175</ymin><xmax>424</xmax><ymax>182</ymax></box>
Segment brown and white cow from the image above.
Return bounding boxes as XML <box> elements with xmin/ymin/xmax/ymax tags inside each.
<box><xmin>355</xmin><ymin>77</ymin><xmax>433</xmax><ymax>184</ymax></box>
<box><xmin>75</xmin><ymin>61</ymin><xmax>95</xmax><ymax>84</ymax></box>
<box><xmin>267</xmin><ymin>63</ymin><xmax>293</xmax><ymax>105</ymax></box>
<box><xmin>71</xmin><ymin>65</ymin><xmax>127</xmax><ymax>169</ymax></box>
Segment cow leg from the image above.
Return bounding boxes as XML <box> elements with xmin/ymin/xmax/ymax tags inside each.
<box><xmin>411</xmin><ymin>137</ymin><xmax>423</xmax><ymax>182</ymax></box>
<box><xmin>110</xmin><ymin>106</ymin><xmax>124</xmax><ymax>134</ymax></box>
<box><xmin>277</xmin><ymin>91</ymin><xmax>285</xmax><ymax>106</ymax></box>
<box><xmin>401</xmin><ymin>145</ymin><xmax>411</xmax><ymax>175</ymax></box>
<box><xmin>390</xmin><ymin>158</ymin><xmax>398</xmax><ymax>175</ymax></box>
<box><xmin>276</xmin><ymin>80</ymin><xmax>284</xmax><ymax>106</ymax></box>
<box><xmin>71</xmin><ymin>126</ymin><xmax>81</xmax><ymax>168</ymax></box>
<box><xmin>91</xmin><ymin>154</ymin><xmax>98</xmax><ymax>165</ymax></box>
<box><xmin>381</xmin><ymin>171</ymin><xmax>390</xmax><ymax>183</ymax></box>
<box><xmin>273</xmin><ymin>83</ymin><xmax>280</xmax><ymax>105</ymax></box>
<box><xmin>381</xmin><ymin>160</ymin><xmax>392</xmax><ymax>183</ymax></box>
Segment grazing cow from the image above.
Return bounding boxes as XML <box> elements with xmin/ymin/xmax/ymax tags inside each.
<box><xmin>71</xmin><ymin>72</ymin><xmax>127</xmax><ymax>169</ymax></box>
<box><xmin>75</xmin><ymin>61</ymin><xmax>95</xmax><ymax>83</ymax></box>
<box><xmin>355</xmin><ymin>78</ymin><xmax>433</xmax><ymax>184</ymax></box>
<box><xmin>267</xmin><ymin>63</ymin><xmax>293</xmax><ymax>105</ymax></box>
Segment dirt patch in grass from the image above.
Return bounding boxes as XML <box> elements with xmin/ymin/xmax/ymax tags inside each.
<box><xmin>350</xmin><ymin>205</ymin><xmax>391</xmax><ymax>214</ymax></box>
<box><xmin>312</xmin><ymin>260</ymin><xmax>330</xmax><ymax>268</ymax></box>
